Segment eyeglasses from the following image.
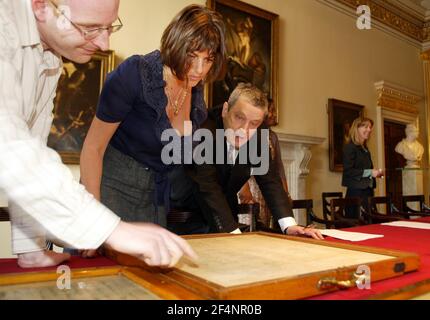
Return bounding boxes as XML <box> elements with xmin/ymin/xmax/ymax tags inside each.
<box><xmin>49</xmin><ymin>0</ymin><xmax>123</xmax><ymax>40</ymax></box>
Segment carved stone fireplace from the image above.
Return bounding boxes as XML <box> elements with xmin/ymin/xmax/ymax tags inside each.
<box><xmin>274</xmin><ymin>132</ymin><xmax>325</xmax><ymax>225</ymax></box>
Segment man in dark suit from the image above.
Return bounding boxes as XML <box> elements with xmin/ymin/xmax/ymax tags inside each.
<box><xmin>185</xmin><ymin>83</ymin><xmax>323</xmax><ymax>239</ymax></box>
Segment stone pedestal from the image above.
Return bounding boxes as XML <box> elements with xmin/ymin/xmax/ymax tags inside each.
<box><xmin>402</xmin><ymin>169</ymin><xmax>424</xmax><ymax>210</ymax></box>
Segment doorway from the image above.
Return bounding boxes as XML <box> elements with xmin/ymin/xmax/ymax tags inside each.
<box><xmin>383</xmin><ymin>120</ymin><xmax>406</xmax><ymax>209</ymax></box>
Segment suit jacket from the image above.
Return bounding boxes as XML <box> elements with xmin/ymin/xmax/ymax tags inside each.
<box><xmin>341</xmin><ymin>142</ymin><xmax>376</xmax><ymax>190</ymax></box>
<box><xmin>185</xmin><ymin>106</ymin><xmax>294</xmax><ymax>233</ymax></box>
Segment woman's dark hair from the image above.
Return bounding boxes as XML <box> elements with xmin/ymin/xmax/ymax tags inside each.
<box><xmin>160</xmin><ymin>4</ymin><xmax>227</xmax><ymax>83</ymax></box>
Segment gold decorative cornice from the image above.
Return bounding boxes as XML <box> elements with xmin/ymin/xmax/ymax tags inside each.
<box><xmin>375</xmin><ymin>81</ymin><xmax>421</xmax><ymax>114</ymax></box>
<box><xmin>421</xmin><ymin>48</ymin><xmax>430</xmax><ymax>60</ymax></box>
<box><xmin>332</xmin><ymin>0</ymin><xmax>425</xmax><ymax>43</ymax></box>
<box><xmin>376</xmin><ymin>97</ymin><xmax>419</xmax><ymax>113</ymax></box>
<box><xmin>423</xmin><ymin>22</ymin><xmax>430</xmax><ymax>43</ymax></box>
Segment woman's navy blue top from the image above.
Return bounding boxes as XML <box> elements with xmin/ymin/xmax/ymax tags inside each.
<box><xmin>96</xmin><ymin>50</ymin><xmax>208</xmax><ymax>208</ymax></box>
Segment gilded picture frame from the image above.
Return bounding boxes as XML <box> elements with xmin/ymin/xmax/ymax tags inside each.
<box><xmin>47</xmin><ymin>50</ymin><xmax>115</xmax><ymax>164</ymax></box>
<box><xmin>206</xmin><ymin>0</ymin><xmax>279</xmax><ymax>125</ymax></box>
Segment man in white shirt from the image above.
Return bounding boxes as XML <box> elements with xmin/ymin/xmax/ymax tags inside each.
<box><xmin>0</xmin><ymin>0</ymin><xmax>196</xmax><ymax>268</ymax></box>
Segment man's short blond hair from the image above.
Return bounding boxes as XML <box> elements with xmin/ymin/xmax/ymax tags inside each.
<box><xmin>227</xmin><ymin>83</ymin><xmax>268</xmax><ymax>113</ymax></box>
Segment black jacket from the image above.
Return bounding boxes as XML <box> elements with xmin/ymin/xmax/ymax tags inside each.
<box><xmin>185</xmin><ymin>106</ymin><xmax>294</xmax><ymax>232</ymax></box>
<box><xmin>341</xmin><ymin>142</ymin><xmax>376</xmax><ymax>189</ymax></box>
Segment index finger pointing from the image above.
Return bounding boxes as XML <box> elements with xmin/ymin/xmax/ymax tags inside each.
<box><xmin>169</xmin><ymin>233</ymin><xmax>199</xmax><ymax>263</ymax></box>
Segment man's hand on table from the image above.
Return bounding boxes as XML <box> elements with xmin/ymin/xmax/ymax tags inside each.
<box><xmin>286</xmin><ymin>225</ymin><xmax>325</xmax><ymax>240</ymax></box>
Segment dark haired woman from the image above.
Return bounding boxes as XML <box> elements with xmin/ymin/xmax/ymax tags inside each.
<box><xmin>80</xmin><ymin>5</ymin><xmax>226</xmax><ymax>236</ymax></box>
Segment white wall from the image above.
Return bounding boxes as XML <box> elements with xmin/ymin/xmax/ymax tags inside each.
<box><xmin>111</xmin><ymin>0</ymin><xmax>203</xmax><ymax>61</ymax></box>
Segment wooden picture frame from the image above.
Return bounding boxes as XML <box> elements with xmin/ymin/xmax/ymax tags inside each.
<box><xmin>206</xmin><ymin>0</ymin><xmax>279</xmax><ymax>125</ymax></box>
<box><xmin>47</xmin><ymin>50</ymin><xmax>115</xmax><ymax>164</ymax></box>
<box><xmin>105</xmin><ymin>232</ymin><xmax>419</xmax><ymax>300</ymax></box>
<box><xmin>0</xmin><ymin>266</ymin><xmax>201</xmax><ymax>300</ymax></box>
<box><xmin>328</xmin><ymin>99</ymin><xmax>364</xmax><ymax>172</ymax></box>
<box><xmin>0</xmin><ymin>233</ymin><xmax>420</xmax><ymax>300</ymax></box>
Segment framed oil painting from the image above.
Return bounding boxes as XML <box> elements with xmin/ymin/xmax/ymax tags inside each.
<box><xmin>47</xmin><ymin>50</ymin><xmax>115</xmax><ymax>164</ymax></box>
<box><xmin>328</xmin><ymin>99</ymin><xmax>364</xmax><ymax>172</ymax></box>
<box><xmin>206</xmin><ymin>0</ymin><xmax>279</xmax><ymax>125</ymax></box>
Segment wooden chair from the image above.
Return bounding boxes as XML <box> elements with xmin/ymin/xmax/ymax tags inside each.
<box><xmin>293</xmin><ymin>199</ymin><xmax>315</xmax><ymax>227</ymax></box>
<box><xmin>0</xmin><ymin>207</ymin><xmax>9</xmax><ymax>222</ymax></box>
<box><xmin>401</xmin><ymin>195</ymin><xmax>430</xmax><ymax>216</ymax></box>
<box><xmin>296</xmin><ymin>199</ymin><xmax>335</xmax><ymax>229</ymax></box>
<box><xmin>328</xmin><ymin>197</ymin><xmax>366</xmax><ymax>229</ymax></box>
<box><xmin>322</xmin><ymin>192</ymin><xmax>343</xmax><ymax>222</ymax></box>
<box><xmin>237</xmin><ymin>203</ymin><xmax>259</xmax><ymax>232</ymax></box>
<box><xmin>256</xmin><ymin>199</ymin><xmax>322</xmax><ymax>233</ymax></box>
<box><xmin>365</xmin><ymin>196</ymin><xmax>406</xmax><ymax>224</ymax></box>
<box><xmin>365</xmin><ymin>196</ymin><xmax>429</xmax><ymax>222</ymax></box>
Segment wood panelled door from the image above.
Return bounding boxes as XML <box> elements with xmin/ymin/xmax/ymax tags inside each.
<box><xmin>384</xmin><ymin>120</ymin><xmax>406</xmax><ymax>209</ymax></box>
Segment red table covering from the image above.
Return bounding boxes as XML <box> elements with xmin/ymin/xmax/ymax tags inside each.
<box><xmin>311</xmin><ymin>217</ymin><xmax>430</xmax><ymax>299</ymax></box>
<box><xmin>0</xmin><ymin>255</ymin><xmax>117</xmax><ymax>275</ymax></box>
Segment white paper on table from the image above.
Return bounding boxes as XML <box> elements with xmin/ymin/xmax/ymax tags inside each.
<box><xmin>381</xmin><ymin>221</ymin><xmax>430</xmax><ymax>230</ymax></box>
<box><xmin>320</xmin><ymin>229</ymin><xmax>384</xmax><ymax>242</ymax></box>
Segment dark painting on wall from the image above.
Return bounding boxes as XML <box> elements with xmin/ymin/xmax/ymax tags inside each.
<box><xmin>207</xmin><ymin>0</ymin><xmax>279</xmax><ymax>124</ymax></box>
<box><xmin>328</xmin><ymin>99</ymin><xmax>364</xmax><ymax>172</ymax></box>
<box><xmin>47</xmin><ymin>50</ymin><xmax>115</xmax><ymax>164</ymax></box>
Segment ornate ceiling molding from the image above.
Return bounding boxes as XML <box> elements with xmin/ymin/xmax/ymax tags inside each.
<box><xmin>320</xmin><ymin>0</ymin><xmax>430</xmax><ymax>48</ymax></box>
<box><xmin>374</xmin><ymin>81</ymin><xmax>422</xmax><ymax>114</ymax></box>
<box><xmin>421</xmin><ymin>47</ymin><xmax>430</xmax><ymax>59</ymax></box>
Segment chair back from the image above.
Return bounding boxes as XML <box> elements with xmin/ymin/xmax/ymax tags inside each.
<box><xmin>402</xmin><ymin>195</ymin><xmax>425</xmax><ymax>213</ymax></box>
<box><xmin>365</xmin><ymin>196</ymin><xmax>405</xmax><ymax>224</ymax></box>
<box><xmin>329</xmin><ymin>197</ymin><xmax>364</xmax><ymax>228</ymax></box>
<box><xmin>322</xmin><ymin>192</ymin><xmax>343</xmax><ymax>221</ymax></box>
<box><xmin>292</xmin><ymin>199</ymin><xmax>313</xmax><ymax>226</ymax></box>
<box><xmin>369</xmin><ymin>196</ymin><xmax>393</xmax><ymax>214</ymax></box>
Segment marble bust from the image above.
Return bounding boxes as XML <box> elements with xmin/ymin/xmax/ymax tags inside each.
<box><xmin>395</xmin><ymin>124</ymin><xmax>424</xmax><ymax>168</ymax></box>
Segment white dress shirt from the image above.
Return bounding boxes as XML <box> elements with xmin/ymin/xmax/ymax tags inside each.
<box><xmin>0</xmin><ymin>0</ymin><xmax>120</xmax><ymax>252</ymax></box>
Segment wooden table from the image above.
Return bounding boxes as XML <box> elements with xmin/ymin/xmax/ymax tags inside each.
<box><xmin>0</xmin><ymin>231</ymin><xmax>421</xmax><ymax>300</ymax></box>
